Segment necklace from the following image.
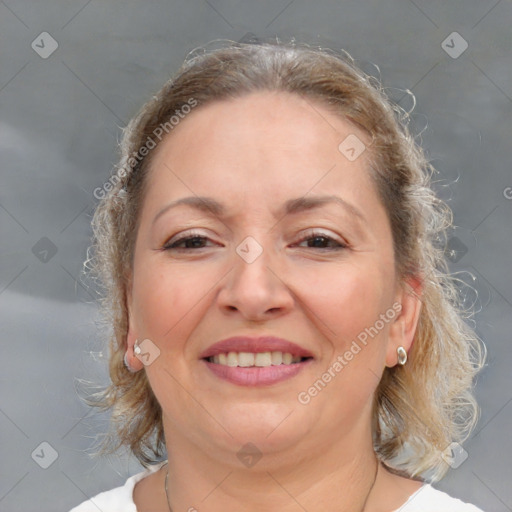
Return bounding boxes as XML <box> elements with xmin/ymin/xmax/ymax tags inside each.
<box><xmin>164</xmin><ymin>457</ymin><xmax>379</xmax><ymax>512</ymax></box>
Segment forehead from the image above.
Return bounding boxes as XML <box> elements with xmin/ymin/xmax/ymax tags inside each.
<box><xmin>146</xmin><ymin>91</ymin><xmax>378</xmax><ymax>205</ymax></box>
<box><xmin>153</xmin><ymin>91</ymin><xmax>365</xmax><ymax>163</ymax></box>
<box><xmin>138</xmin><ymin>92</ymin><xmax>388</xmax><ymax>240</ymax></box>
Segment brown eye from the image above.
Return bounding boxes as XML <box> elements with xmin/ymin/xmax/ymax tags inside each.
<box><xmin>163</xmin><ymin>231</ymin><xmax>217</xmax><ymax>251</ymax></box>
<box><xmin>295</xmin><ymin>231</ymin><xmax>347</xmax><ymax>250</ymax></box>
<box><xmin>165</xmin><ymin>235</ymin><xmax>209</xmax><ymax>249</ymax></box>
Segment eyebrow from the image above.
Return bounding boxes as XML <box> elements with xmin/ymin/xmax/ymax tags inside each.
<box><xmin>152</xmin><ymin>195</ymin><xmax>368</xmax><ymax>226</ymax></box>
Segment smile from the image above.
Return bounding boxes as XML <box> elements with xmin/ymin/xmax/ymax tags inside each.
<box><xmin>203</xmin><ymin>352</ymin><xmax>313</xmax><ymax>386</ymax></box>
<box><xmin>206</xmin><ymin>351</ymin><xmax>310</xmax><ymax>367</ymax></box>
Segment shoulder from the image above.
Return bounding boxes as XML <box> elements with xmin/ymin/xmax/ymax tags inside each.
<box><xmin>396</xmin><ymin>483</ymin><xmax>485</xmax><ymax>512</ymax></box>
<box><xmin>68</xmin><ymin>461</ymin><xmax>167</xmax><ymax>512</ymax></box>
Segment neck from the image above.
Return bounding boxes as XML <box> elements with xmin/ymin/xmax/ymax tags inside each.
<box><xmin>163</xmin><ymin>418</ymin><xmax>379</xmax><ymax>512</ymax></box>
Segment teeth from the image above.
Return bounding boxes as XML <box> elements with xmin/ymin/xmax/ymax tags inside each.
<box><xmin>227</xmin><ymin>352</ymin><xmax>238</xmax><ymax>367</ymax></box>
<box><xmin>209</xmin><ymin>351</ymin><xmax>305</xmax><ymax>367</ymax></box>
<box><xmin>254</xmin><ymin>352</ymin><xmax>272</xmax><ymax>367</ymax></box>
<box><xmin>271</xmin><ymin>351</ymin><xmax>282</xmax><ymax>365</ymax></box>
<box><xmin>238</xmin><ymin>352</ymin><xmax>255</xmax><ymax>367</ymax></box>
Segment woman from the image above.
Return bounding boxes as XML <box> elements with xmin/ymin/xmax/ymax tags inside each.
<box><xmin>70</xmin><ymin>41</ymin><xmax>485</xmax><ymax>511</ymax></box>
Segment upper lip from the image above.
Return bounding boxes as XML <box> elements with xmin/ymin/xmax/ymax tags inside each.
<box><xmin>199</xmin><ymin>336</ymin><xmax>314</xmax><ymax>359</ymax></box>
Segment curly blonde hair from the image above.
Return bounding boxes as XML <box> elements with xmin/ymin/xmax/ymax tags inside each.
<box><xmin>82</xmin><ymin>40</ymin><xmax>485</xmax><ymax>481</ymax></box>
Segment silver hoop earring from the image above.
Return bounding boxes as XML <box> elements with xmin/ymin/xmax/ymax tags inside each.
<box><xmin>397</xmin><ymin>346</ymin><xmax>408</xmax><ymax>366</ymax></box>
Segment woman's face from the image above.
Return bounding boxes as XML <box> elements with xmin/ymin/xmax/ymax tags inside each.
<box><xmin>127</xmin><ymin>91</ymin><xmax>414</xmax><ymax>461</ymax></box>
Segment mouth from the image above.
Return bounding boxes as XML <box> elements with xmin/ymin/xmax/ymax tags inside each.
<box><xmin>204</xmin><ymin>351</ymin><xmax>311</xmax><ymax>367</ymax></box>
<box><xmin>200</xmin><ymin>336</ymin><xmax>314</xmax><ymax>386</ymax></box>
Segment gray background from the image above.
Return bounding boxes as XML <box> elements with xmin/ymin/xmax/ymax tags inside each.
<box><xmin>1</xmin><ymin>1</ymin><xmax>511</xmax><ymax>511</ymax></box>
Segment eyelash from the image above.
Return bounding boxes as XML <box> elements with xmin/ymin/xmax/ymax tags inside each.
<box><xmin>163</xmin><ymin>230</ymin><xmax>347</xmax><ymax>251</ymax></box>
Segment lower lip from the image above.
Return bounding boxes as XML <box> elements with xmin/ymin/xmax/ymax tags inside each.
<box><xmin>203</xmin><ymin>359</ymin><xmax>313</xmax><ymax>386</ymax></box>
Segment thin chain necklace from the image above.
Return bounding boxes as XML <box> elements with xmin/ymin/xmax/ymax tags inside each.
<box><xmin>164</xmin><ymin>458</ymin><xmax>379</xmax><ymax>512</ymax></box>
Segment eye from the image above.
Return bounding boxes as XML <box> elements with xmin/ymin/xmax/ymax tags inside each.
<box><xmin>163</xmin><ymin>231</ymin><xmax>216</xmax><ymax>250</ymax></box>
<box><xmin>294</xmin><ymin>230</ymin><xmax>347</xmax><ymax>250</ymax></box>
<box><xmin>163</xmin><ymin>230</ymin><xmax>347</xmax><ymax>251</ymax></box>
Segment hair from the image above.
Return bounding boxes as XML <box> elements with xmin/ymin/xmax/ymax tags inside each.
<box><xmin>82</xmin><ymin>39</ymin><xmax>485</xmax><ymax>481</ymax></box>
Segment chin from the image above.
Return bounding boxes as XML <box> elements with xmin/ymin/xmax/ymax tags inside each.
<box><xmin>207</xmin><ymin>401</ymin><xmax>313</xmax><ymax>454</ymax></box>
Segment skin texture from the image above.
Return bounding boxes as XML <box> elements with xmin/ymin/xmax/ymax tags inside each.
<box><xmin>126</xmin><ymin>91</ymin><xmax>423</xmax><ymax>511</ymax></box>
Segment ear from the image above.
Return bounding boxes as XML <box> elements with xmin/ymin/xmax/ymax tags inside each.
<box><xmin>125</xmin><ymin>279</ymin><xmax>144</xmax><ymax>372</ymax></box>
<box><xmin>385</xmin><ymin>275</ymin><xmax>423</xmax><ymax>368</ymax></box>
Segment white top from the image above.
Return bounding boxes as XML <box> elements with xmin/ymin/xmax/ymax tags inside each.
<box><xmin>69</xmin><ymin>461</ymin><xmax>484</xmax><ymax>512</ymax></box>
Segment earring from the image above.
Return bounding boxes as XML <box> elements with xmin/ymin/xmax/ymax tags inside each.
<box><xmin>397</xmin><ymin>346</ymin><xmax>408</xmax><ymax>366</ymax></box>
<box><xmin>124</xmin><ymin>350</ymin><xmax>138</xmax><ymax>373</ymax></box>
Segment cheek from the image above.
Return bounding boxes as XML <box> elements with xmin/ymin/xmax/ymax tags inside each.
<box><xmin>297</xmin><ymin>260</ymin><xmax>389</xmax><ymax>348</ymax></box>
<box><xmin>297</xmin><ymin>265</ymin><xmax>392</xmax><ymax>418</ymax></box>
<box><xmin>132</xmin><ymin>261</ymin><xmax>213</xmax><ymax>342</ymax></box>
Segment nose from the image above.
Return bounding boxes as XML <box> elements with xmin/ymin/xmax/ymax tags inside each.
<box><xmin>217</xmin><ymin>240</ymin><xmax>294</xmax><ymax>322</ymax></box>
